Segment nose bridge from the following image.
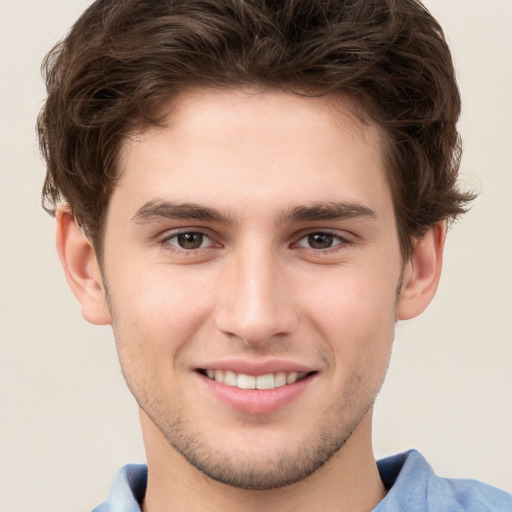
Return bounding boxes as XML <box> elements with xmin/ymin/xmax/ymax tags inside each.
<box><xmin>215</xmin><ymin>239</ymin><xmax>296</xmax><ymax>346</ymax></box>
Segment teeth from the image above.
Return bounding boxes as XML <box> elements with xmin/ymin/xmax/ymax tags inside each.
<box><xmin>274</xmin><ymin>372</ymin><xmax>287</xmax><ymax>387</ymax></box>
<box><xmin>256</xmin><ymin>374</ymin><xmax>274</xmax><ymax>390</ymax></box>
<box><xmin>204</xmin><ymin>369</ymin><xmax>307</xmax><ymax>389</ymax></box>
<box><xmin>286</xmin><ymin>372</ymin><xmax>298</xmax><ymax>384</ymax></box>
<box><xmin>224</xmin><ymin>370</ymin><xmax>237</xmax><ymax>387</ymax></box>
<box><xmin>237</xmin><ymin>374</ymin><xmax>256</xmax><ymax>389</ymax></box>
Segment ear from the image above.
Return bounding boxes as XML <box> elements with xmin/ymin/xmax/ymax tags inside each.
<box><xmin>56</xmin><ymin>206</ymin><xmax>111</xmax><ymax>325</ymax></box>
<box><xmin>396</xmin><ymin>222</ymin><xmax>446</xmax><ymax>320</ymax></box>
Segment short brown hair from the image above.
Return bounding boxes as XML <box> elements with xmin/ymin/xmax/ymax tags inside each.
<box><xmin>38</xmin><ymin>0</ymin><xmax>474</xmax><ymax>259</ymax></box>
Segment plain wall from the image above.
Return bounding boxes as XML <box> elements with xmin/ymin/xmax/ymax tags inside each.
<box><xmin>0</xmin><ymin>1</ymin><xmax>511</xmax><ymax>510</ymax></box>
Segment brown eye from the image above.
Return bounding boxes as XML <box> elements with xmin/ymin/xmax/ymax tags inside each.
<box><xmin>307</xmin><ymin>233</ymin><xmax>334</xmax><ymax>249</ymax></box>
<box><xmin>175</xmin><ymin>232</ymin><xmax>205</xmax><ymax>249</ymax></box>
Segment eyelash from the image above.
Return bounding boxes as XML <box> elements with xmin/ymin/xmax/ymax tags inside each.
<box><xmin>158</xmin><ymin>229</ymin><xmax>351</xmax><ymax>255</ymax></box>
<box><xmin>159</xmin><ymin>230</ymin><xmax>217</xmax><ymax>253</ymax></box>
<box><xmin>293</xmin><ymin>231</ymin><xmax>351</xmax><ymax>253</ymax></box>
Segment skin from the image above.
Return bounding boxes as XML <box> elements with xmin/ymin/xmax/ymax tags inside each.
<box><xmin>57</xmin><ymin>88</ymin><xmax>444</xmax><ymax>512</ymax></box>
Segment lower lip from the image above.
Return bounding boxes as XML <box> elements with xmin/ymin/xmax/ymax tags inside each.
<box><xmin>197</xmin><ymin>372</ymin><xmax>315</xmax><ymax>415</ymax></box>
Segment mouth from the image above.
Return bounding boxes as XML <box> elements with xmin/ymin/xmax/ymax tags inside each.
<box><xmin>195</xmin><ymin>362</ymin><xmax>318</xmax><ymax>414</ymax></box>
<box><xmin>197</xmin><ymin>369</ymin><xmax>312</xmax><ymax>390</ymax></box>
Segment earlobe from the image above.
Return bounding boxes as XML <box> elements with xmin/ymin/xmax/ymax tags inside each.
<box><xmin>56</xmin><ymin>206</ymin><xmax>111</xmax><ymax>325</ymax></box>
<box><xmin>396</xmin><ymin>222</ymin><xmax>446</xmax><ymax>321</ymax></box>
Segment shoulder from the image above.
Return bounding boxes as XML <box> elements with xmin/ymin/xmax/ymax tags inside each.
<box><xmin>91</xmin><ymin>464</ymin><xmax>148</xmax><ymax>512</ymax></box>
<box><xmin>375</xmin><ymin>450</ymin><xmax>512</xmax><ymax>512</ymax></box>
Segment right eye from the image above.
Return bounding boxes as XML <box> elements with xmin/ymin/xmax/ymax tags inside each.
<box><xmin>302</xmin><ymin>232</ymin><xmax>336</xmax><ymax>250</ymax></box>
<box><xmin>162</xmin><ymin>231</ymin><xmax>215</xmax><ymax>251</ymax></box>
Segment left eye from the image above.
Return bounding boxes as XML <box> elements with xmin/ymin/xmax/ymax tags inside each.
<box><xmin>296</xmin><ymin>232</ymin><xmax>344</xmax><ymax>250</ymax></box>
<box><xmin>166</xmin><ymin>232</ymin><xmax>213</xmax><ymax>250</ymax></box>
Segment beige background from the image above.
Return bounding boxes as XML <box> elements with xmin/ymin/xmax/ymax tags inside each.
<box><xmin>0</xmin><ymin>0</ymin><xmax>511</xmax><ymax>510</ymax></box>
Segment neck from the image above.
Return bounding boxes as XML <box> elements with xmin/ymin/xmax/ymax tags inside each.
<box><xmin>140</xmin><ymin>410</ymin><xmax>386</xmax><ymax>512</ymax></box>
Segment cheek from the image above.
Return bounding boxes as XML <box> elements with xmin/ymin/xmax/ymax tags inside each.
<box><xmin>303</xmin><ymin>264</ymin><xmax>399</xmax><ymax>328</ymax></box>
<box><xmin>107</xmin><ymin>264</ymin><xmax>216</xmax><ymax>358</ymax></box>
<box><xmin>299</xmin><ymin>264</ymin><xmax>399</xmax><ymax>368</ymax></box>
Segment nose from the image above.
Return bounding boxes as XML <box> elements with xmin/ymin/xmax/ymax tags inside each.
<box><xmin>214</xmin><ymin>246</ymin><xmax>298</xmax><ymax>347</ymax></box>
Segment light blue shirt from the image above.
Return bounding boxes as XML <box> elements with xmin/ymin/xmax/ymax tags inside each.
<box><xmin>92</xmin><ymin>450</ymin><xmax>512</xmax><ymax>511</ymax></box>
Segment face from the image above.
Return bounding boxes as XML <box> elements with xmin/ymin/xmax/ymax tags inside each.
<box><xmin>101</xmin><ymin>88</ymin><xmax>404</xmax><ymax>489</ymax></box>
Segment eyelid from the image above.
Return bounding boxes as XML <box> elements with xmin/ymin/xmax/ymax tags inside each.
<box><xmin>293</xmin><ymin>229</ymin><xmax>352</xmax><ymax>246</ymax></box>
<box><xmin>159</xmin><ymin>228</ymin><xmax>220</xmax><ymax>251</ymax></box>
<box><xmin>155</xmin><ymin>227</ymin><xmax>354</xmax><ymax>255</ymax></box>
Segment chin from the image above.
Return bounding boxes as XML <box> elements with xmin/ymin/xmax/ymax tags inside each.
<box><xmin>149</xmin><ymin>403</ymin><xmax>369</xmax><ymax>490</ymax></box>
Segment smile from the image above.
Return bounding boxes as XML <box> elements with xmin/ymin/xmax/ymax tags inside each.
<box><xmin>202</xmin><ymin>369</ymin><xmax>308</xmax><ymax>390</ymax></box>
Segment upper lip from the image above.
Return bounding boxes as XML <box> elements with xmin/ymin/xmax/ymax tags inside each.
<box><xmin>196</xmin><ymin>358</ymin><xmax>317</xmax><ymax>376</ymax></box>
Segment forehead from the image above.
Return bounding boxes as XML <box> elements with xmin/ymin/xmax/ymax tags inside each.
<box><xmin>114</xmin><ymin>87</ymin><xmax>392</xmax><ymax>224</ymax></box>
<box><xmin>128</xmin><ymin>87</ymin><xmax>383</xmax><ymax>157</ymax></box>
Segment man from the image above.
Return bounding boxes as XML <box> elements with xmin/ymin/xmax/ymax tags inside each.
<box><xmin>37</xmin><ymin>0</ymin><xmax>511</xmax><ymax>510</ymax></box>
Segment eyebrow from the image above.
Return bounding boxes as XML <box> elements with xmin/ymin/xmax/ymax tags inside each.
<box><xmin>132</xmin><ymin>199</ymin><xmax>376</xmax><ymax>225</ymax></box>
<box><xmin>278</xmin><ymin>201</ymin><xmax>377</xmax><ymax>224</ymax></box>
<box><xmin>132</xmin><ymin>200</ymin><xmax>233</xmax><ymax>223</ymax></box>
